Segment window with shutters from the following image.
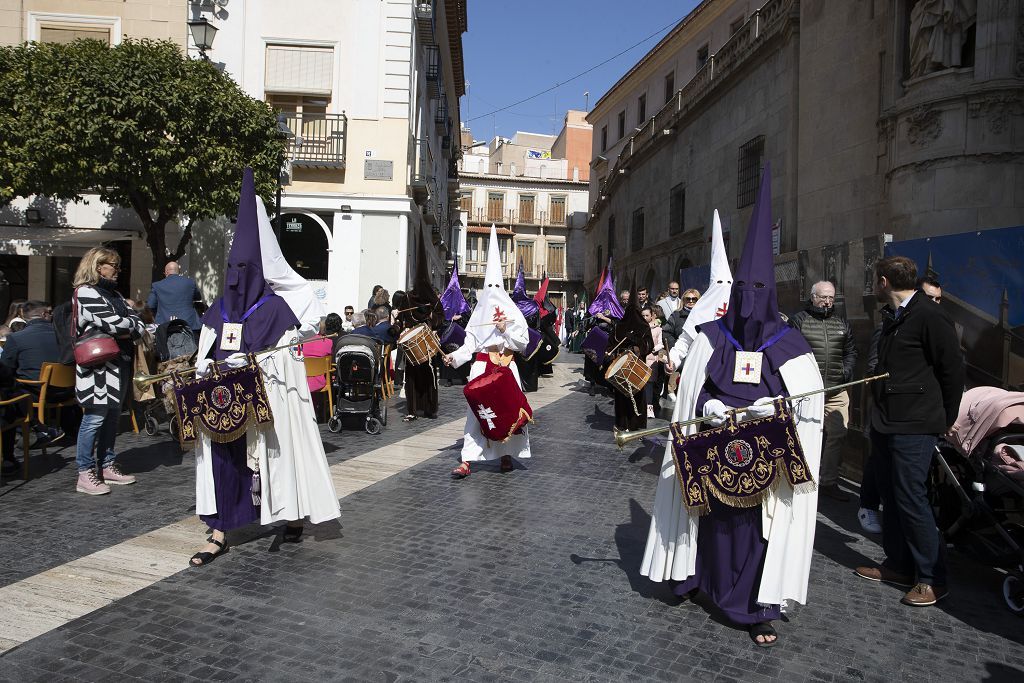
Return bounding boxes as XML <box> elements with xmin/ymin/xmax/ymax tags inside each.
<box><xmin>631</xmin><ymin>208</ymin><xmax>645</xmax><ymax>251</ymax></box>
<box><xmin>516</xmin><ymin>241</ymin><xmax>535</xmax><ymax>277</ymax></box>
<box><xmin>265</xmin><ymin>44</ymin><xmax>334</xmax><ymax>95</ymax></box>
<box><xmin>549</xmin><ymin>196</ymin><xmax>566</xmax><ymax>225</ymax></box>
<box><xmin>669</xmin><ymin>183</ymin><xmax>686</xmax><ymax>235</ymax></box>
<box><xmin>737</xmin><ymin>135</ymin><xmax>765</xmax><ymax>208</ymax></box>
<box><xmin>459</xmin><ymin>191</ymin><xmax>473</xmax><ymax>213</ymax></box>
<box><xmin>518</xmin><ymin>194</ymin><xmax>536</xmax><ymax>224</ymax></box>
<box><xmin>487</xmin><ymin>192</ymin><xmax>505</xmax><ymax>222</ymax></box>
<box><xmin>546</xmin><ymin>242</ymin><xmax>566</xmax><ymax>278</ymax></box>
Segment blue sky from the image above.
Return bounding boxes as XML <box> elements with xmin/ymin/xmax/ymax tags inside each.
<box><xmin>460</xmin><ymin>0</ymin><xmax>702</xmax><ymax>142</ymax></box>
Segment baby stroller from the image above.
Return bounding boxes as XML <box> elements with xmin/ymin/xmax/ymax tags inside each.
<box><xmin>929</xmin><ymin>386</ymin><xmax>1024</xmax><ymax>613</ymax></box>
<box><xmin>327</xmin><ymin>334</ymin><xmax>387</xmax><ymax>435</ymax></box>
<box><xmin>141</xmin><ymin>320</ymin><xmax>198</xmax><ymax>438</ymax></box>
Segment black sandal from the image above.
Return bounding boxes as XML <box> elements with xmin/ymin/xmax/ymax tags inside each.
<box><xmin>283</xmin><ymin>524</ymin><xmax>304</xmax><ymax>542</ymax></box>
<box><xmin>748</xmin><ymin>622</ymin><xmax>778</xmax><ymax>648</ymax></box>
<box><xmin>190</xmin><ymin>537</ymin><xmax>227</xmax><ymax>567</ymax></box>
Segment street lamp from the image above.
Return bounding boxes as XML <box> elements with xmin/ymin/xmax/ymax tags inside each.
<box><xmin>188</xmin><ymin>18</ymin><xmax>218</xmax><ymax>60</ymax></box>
<box><xmin>275</xmin><ymin>113</ymin><xmax>294</xmax><ymax>237</ymax></box>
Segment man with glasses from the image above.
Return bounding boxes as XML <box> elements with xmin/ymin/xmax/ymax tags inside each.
<box><xmin>789</xmin><ymin>280</ymin><xmax>858</xmax><ymax>500</ymax></box>
<box><xmin>660</xmin><ymin>288</ymin><xmax>702</xmax><ymax>403</ymax></box>
<box><xmin>342</xmin><ymin>305</ymin><xmax>355</xmax><ymax>332</ymax></box>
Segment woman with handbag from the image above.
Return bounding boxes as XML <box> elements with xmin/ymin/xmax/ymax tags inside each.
<box><xmin>72</xmin><ymin>247</ymin><xmax>144</xmax><ymax>495</ymax></box>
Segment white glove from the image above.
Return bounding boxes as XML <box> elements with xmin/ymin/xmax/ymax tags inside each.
<box><xmin>744</xmin><ymin>396</ymin><xmax>781</xmax><ymax>420</ymax></box>
<box><xmin>702</xmin><ymin>399</ymin><xmax>730</xmax><ymax>427</ymax></box>
<box><xmin>195</xmin><ymin>358</ymin><xmax>213</xmax><ymax>378</ymax></box>
<box><xmin>224</xmin><ymin>352</ymin><xmax>248</xmax><ymax>369</ymax></box>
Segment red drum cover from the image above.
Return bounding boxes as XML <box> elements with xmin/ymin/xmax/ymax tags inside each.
<box><xmin>463</xmin><ymin>366</ymin><xmax>533</xmax><ymax>442</ymax></box>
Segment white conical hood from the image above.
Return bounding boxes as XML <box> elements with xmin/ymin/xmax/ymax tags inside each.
<box><xmin>254</xmin><ymin>195</ymin><xmax>326</xmax><ymax>335</ymax></box>
<box><xmin>674</xmin><ymin>209</ymin><xmax>734</xmax><ymax>363</ymax></box>
<box><xmin>464</xmin><ymin>224</ymin><xmax>527</xmax><ymax>350</ymax></box>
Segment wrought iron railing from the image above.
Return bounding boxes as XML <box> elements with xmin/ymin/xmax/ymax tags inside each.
<box><xmin>279</xmin><ymin>112</ymin><xmax>347</xmax><ymax>168</ymax></box>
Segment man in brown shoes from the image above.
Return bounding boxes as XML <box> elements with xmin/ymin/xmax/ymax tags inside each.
<box><xmin>854</xmin><ymin>257</ymin><xmax>963</xmax><ymax>607</ymax></box>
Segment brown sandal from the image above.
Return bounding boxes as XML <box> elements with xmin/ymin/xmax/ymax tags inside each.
<box><xmin>451</xmin><ymin>462</ymin><xmax>471</xmax><ymax>478</ymax></box>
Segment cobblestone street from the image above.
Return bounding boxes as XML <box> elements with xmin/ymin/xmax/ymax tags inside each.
<box><xmin>2</xmin><ymin>357</ymin><xmax>1023</xmax><ymax>682</ymax></box>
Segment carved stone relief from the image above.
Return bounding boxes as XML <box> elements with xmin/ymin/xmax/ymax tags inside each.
<box><xmin>968</xmin><ymin>95</ymin><xmax>1024</xmax><ymax>135</ymax></box>
<box><xmin>905</xmin><ymin>106</ymin><xmax>944</xmax><ymax>146</ymax></box>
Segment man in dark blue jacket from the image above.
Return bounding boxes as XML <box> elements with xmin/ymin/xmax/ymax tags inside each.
<box><xmin>145</xmin><ymin>261</ymin><xmax>203</xmax><ymax>332</ymax></box>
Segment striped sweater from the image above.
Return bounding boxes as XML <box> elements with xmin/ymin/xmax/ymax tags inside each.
<box><xmin>74</xmin><ymin>285</ymin><xmax>144</xmax><ymax>406</ymax></box>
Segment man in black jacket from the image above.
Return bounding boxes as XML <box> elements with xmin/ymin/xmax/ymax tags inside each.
<box><xmin>789</xmin><ymin>280</ymin><xmax>857</xmax><ymax>501</ymax></box>
<box><xmin>660</xmin><ymin>288</ymin><xmax>700</xmax><ymax>402</ymax></box>
<box><xmin>855</xmin><ymin>256</ymin><xmax>963</xmax><ymax>607</ymax></box>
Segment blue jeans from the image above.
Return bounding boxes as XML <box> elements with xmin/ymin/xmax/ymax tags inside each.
<box><xmin>76</xmin><ymin>404</ymin><xmax>120</xmax><ymax>473</ymax></box>
<box><xmin>871</xmin><ymin>429</ymin><xmax>947</xmax><ymax>586</ymax></box>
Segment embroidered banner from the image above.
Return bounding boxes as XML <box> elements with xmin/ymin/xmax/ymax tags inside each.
<box><xmin>463</xmin><ymin>365</ymin><xmax>533</xmax><ymax>443</ymax></box>
<box><xmin>172</xmin><ymin>361</ymin><xmax>273</xmax><ymax>445</ymax></box>
<box><xmin>669</xmin><ymin>400</ymin><xmax>814</xmax><ymax>513</ymax></box>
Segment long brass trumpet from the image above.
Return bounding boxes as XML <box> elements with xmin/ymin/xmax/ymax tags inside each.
<box><xmin>613</xmin><ymin>373</ymin><xmax>890</xmax><ymax>450</ymax></box>
<box><xmin>133</xmin><ymin>333</ymin><xmax>338</xmax><ymax>393</ymax></box>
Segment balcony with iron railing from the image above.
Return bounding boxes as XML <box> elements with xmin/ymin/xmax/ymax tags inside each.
<box><xmin>279</xmin><ymin>112</ymin><xmax>347</xmax><ymax>169</ymax></box>
<box><xmin>589</xmin><ymin>0</ymin><xmax>795</xmax><ymax>220</ymax></box>
<box><xmin>415</xmin><ymin>1</ymin><xmax>435</xmax><ymax>45</ymax></box>
<box><xmin>426</xmin><ymin>45</ymin><xmax>441</xmax><ymax>98</ymax></box>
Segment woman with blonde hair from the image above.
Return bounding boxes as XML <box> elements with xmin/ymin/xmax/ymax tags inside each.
<box><xmin>71</xmin><ymin>247</ymin><xmax>144</xmax><ymax>495</ymax></box>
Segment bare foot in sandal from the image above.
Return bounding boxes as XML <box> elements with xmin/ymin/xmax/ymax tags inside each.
<box><xmin>749</xmin><ymin>622</ymin><xmax>778</xmax><ymax>648</ymax></box>
<box><xmin>190</xmin><ymin>533</ymin><xmax>227</xmax><ymax>567</ymax></box>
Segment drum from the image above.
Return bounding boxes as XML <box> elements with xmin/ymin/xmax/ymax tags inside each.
<box><xmin>439</xmin><ymin>320</ymin><xmax>466</xmax><ymax>352</ymax></box>
<box><xmin>604</xmin><ymin>351</ymin><xmax>652</xmax><ymax>397</ymax></box>
<box><xmin>463</xmin><ymin>365</ymin><xmax>533</xmax><ymax>442</ymax></box>
<box><xmin>521</xmin><ymin>327</ymin><xmax>542</xmax><ymax>360</ymax></box>
<box><xmin>534</xmin><ymin>328</ymin><xmax>559</xmax><ymax>366</ymax></box>
<box><xmin>581</xmin><ymin>327</ymin><xmax>609</xmax><ymax>365</ymax></box>
<box><xmin>398</xmin><ymin>324</ymin><xmax>441</xmax><ymax>365</ymax></box>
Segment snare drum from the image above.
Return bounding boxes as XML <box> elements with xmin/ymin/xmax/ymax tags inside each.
<box><xmin>581</xmin><ymin>327</ymin><xmax>609</xmax><ymax>365</ymax></box>
<box><xmin>398</xmin><ymin>324</ymin><xmax>441</xmax><ymax>365</ymax></box>
<box><xmin>604</xmin><ymin>351</ymin><xmax>652</xmax><ymax>397</ymax></box>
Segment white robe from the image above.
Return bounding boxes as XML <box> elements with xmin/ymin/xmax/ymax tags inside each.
<box><xmin>641</xmin><ymin>332</ymin><xmax>824</xmax><ymax>607</ymax></box>
<box><xmin>449</xmin><ymin>322</ymin><xmax>531</xmax><ymax>462</ymax></box>
<box><xmin>194</xmin><ymin>327</ymin><xmax>341</xmax><ymax>525</ymax></box>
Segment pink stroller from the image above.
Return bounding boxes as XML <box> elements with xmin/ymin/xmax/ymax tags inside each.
<box><xmin>930</xmin><ymin>386</ymin><xmax>1024</xmax><ymax>613</ymax></box>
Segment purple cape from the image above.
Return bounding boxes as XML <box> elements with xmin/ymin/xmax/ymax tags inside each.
<box><xmin>701</xmin><ymin>163</ymin><xmax>810</xmax><ymax>404</ymax></box>
<box><xmin>589</xmin><ymin>259</ymin><xmax>624</xmax><ymax>318</ymax></box>
<box><xmin>201</xmin><ymin>167</ymin><xmax>299</xmax><ymax>360</ymax></box>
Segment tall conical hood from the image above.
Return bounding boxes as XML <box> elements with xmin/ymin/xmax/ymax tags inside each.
<box><xmin>588</xmin><ymin>257</ymin><xmax>624</xmax><ymax>318</ymax></box>
<box><xmin>412</xmin><ymin>228</ymin><xmax>437</xmax><ymax>302</ymax></box>
<box><xmin>463</xmin><ymin>225</ymin><xmax>527</xmax><ymax>349</ymax></box>
<box><xmin>613</xmin><ymin>276</ymin><xmax>653</xmax><ymax>359</ymax></box>
<box><xmin>512</xmin><ymin>260</ymin><xmax>539</xmax><ymax>319</ymax></box>
<box><xmin>441</xmin><ymin>259</ymin><xmax>470</xmax><ymax>320</ymax></box>
<box><xmin>722</xmin><ymin>164</ymin><xmax>781</xmax><ymax>348</ymax></box>
<box><xmin>202</xmin><ymin>167</ymin><xmax>298</xmax><ymax>356</ymax></box>
<box><xmin>397</xmin><ymin>230</ymin><xmax>441</xmax><ymax>326</ymax></box>
<box><xmin>253</xmin><ymin>195</ymin><xmax>325</xmax><ymax>334</ymax></box>
<box><xmin>680</xmin><ymin>209</ymin><xmax>734</xmax><ymax>345</ymax></box>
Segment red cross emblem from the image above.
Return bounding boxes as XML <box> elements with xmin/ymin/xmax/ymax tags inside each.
<box><xmin>492</xmin><ymin>306</ymin><xmax>506</xmax><ymax>322</ymax></box>
<box><xmin>716</xmin><ymin>302</ymin><xmax>728</xmax><ymax>317</ymax></box>
<box><xmin>742</xmin><ymin>362</ymin><xmax>755</xmax><ymax>376</ymax></box>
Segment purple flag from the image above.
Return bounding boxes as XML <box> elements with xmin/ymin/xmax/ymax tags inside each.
<box><xmin>588</xmin><ymin>258</ymin><xmax>624</xmax><ymax>318</ymax></box>
<box><xmin>441</xmin><ymin>260</ymin><xmax>471</xmax><ymax>320</ymax></box>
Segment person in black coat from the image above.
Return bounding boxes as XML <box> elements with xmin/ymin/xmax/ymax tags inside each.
<box><xmin>855</xmin><ymin>256</ymin><xmax>963</xmax><ymax>607</ymax></box>
<box><xmin>606</xmin><ymin>287</ymin><xmax>654</xmax><ymax>432</ymax></box>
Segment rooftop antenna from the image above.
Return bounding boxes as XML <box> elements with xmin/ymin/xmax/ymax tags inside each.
<box><xmin>584</xmin><ymin>91</ymin><xmax>589</xmax><ymax>111</ymax></box>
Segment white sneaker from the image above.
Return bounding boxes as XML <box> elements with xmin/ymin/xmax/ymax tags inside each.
<box><xmin>646</xmin><ymin>406</ymin><xmax>656</xmax><ymax>419</ymax></box>
<box><xmin>858</xmin><ymin>507</ymin><xmax>882</xmax><ymax>534</ymax></box>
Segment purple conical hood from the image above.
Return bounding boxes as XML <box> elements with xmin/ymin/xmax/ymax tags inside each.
<box><xmin>202</xmin><ymin>167</ymin><xmax>298</xmax><ymax>357</ymax></box>
<box><xmin>441</xmin><ymin>260</ymin><xmax>470</xmax><ymax>319</ymax></box>
<box><xmin>588</xmin><ymin>258</ymin><xmax>624</xmax><ymax>318</ymax></box>
<box><xmin>511</xmin><ymin>260</ymin><xmax>539</xmax><ymax>319</ymax></box>
<box><xmin>702</xmin><ymin>163</ymin><xmax>811</xmax><ymax>403</ymax></box>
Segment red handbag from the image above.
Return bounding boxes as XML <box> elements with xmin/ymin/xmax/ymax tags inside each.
<box><xmin>72</xmin><ymin>288</ymin><xmax>122</xmax><ymax>368</ymax></box>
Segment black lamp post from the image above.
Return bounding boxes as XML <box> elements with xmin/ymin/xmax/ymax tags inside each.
<box><xmin>188</xmin><ymin>18</ymin><xmax>218</xmax><ymax>60</ymax></box>
<box><xmin>275</xmin><ymin>113</ymin><xmax>294</xmax><ymax>238</ymax></box>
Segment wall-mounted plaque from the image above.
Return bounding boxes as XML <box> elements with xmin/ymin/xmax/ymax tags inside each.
<box><xmin>364</xmin><ymin>160</ymin><xmax>393</xmax><ymax>180</ymax></box>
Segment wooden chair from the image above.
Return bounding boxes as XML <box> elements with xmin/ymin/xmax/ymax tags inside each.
<box><xmin>0</xmin><ymin>393</ymin><xmax>33</xmax><ymax>483</ymax></box>
<box><xmin>380</xmin><ymin>344</ymin><xmax>395</xmax><ymax>400</ymax></box>
<box><xmin>16</xmin><ymin>362</ymin><xmax>77</xmax><ymax>457</ymax></box>
<box><xmin>303</xmin><ymin>354</ymin><xmax>334</xmax><ymax>422</ymax></box>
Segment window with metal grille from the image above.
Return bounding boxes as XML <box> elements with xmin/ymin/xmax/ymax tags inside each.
<box><xmin>487</xmin><ymin>192</ymin><xmax>505</xmax><ymax>221</ymax></box>
<box><xmin>664</xmin><ymin>71</ymin><xmax>675</xmax><ymax>104</ymax></box>
<box><xmin>631</xmin><ymin>208</ymin><xmax>645</xmax><ymax>251</ymax></box>
<box><xmin>669</xmin><ymin>183</ymin><xmax>685</xmax><ymax>235</ymax></box>
<box><xmin>459</xmin><ymin>191</ymin><xmax>473</xmax><ymax>212</ymax></box>
<box><xmin>518</xmin><ymin>194</ymin><xmax>535</xmax><ymax>224</ymax></box>
<box><xmin>737</xmin><ymin>135</ymin><xmax>765</xmax><ymax>208</ymax></box>
<box><xmin>546</xmin><ymin>242</ymin><xmax>566</xmax><ymax>278</ymax></box>
<box><xmin>637</xmin><ymin>93</ymin><xmax>647</xmax><ymax>125</ymax></box>
<box><xmin>607</xmin><ymin>214</ymin><xmax>616</xmax><ymax>254</ymax></box>
<box><xmin>617</xmin><ymin>110</ymin><xmax>625</xmax><ymax>139</ymax></box>
<box><xmin>549</xmin><ymin>196</ymin><xmax>566</xmax><ymax>225</ymax></box>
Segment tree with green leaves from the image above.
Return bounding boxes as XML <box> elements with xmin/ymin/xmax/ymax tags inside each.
<box><xmin>0</xmin><ymin>38</ymin><xmax>285</xmax><ymax>279</ymax></box>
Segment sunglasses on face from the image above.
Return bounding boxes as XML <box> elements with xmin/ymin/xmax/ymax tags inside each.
<box><xmin>683</xmin><ymin>297</ymin><xmax>699</xmax><ymax>303</ymax></box>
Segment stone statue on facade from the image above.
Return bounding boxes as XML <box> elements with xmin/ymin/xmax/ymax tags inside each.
<box><xmin>909</xmin><ymin>0</ymin><xmax>977</xmax><ymax>78</ymax></box>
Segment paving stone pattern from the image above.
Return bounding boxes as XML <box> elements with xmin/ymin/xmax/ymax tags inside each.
<box><xmin>2</xmin><ymin>359</ymin><xmax>1024</xmax><ymax>681</ymax></box>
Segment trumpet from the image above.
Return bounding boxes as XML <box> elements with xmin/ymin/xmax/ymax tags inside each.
<box><xmin>612</xmin><ymin>373</ymin><xmax>890</xmax><ymax>449</ymax></box>
<box><xmin>133</xmin><ymin>333</ymin><xmax>338</xmax><ymax>392</ymax></box>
